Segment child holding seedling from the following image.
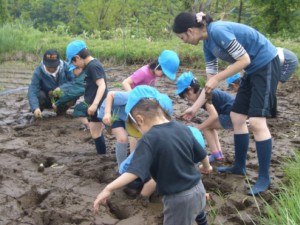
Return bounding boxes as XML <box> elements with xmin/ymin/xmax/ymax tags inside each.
<box><xmin>94</xmin><ymin>85</ymin><xmax>212</xmax><ymax>225</ymax></box>
<box><xmin>176</xmin><ymin>71</ymin><xmax>235</xmax><ymax>163</ymax></box>
<box><xmin>28</xmin><ymin>49</ymin><xmax>75</xmax><ymax>118</ymax></box>
<box><xmin>97</xmin><ymin>90</ymin><xmax>130</xmax><ymax>168</ymax></box>
<box><xmin>66</xmin><ymin>40</ymin><xmax>108</xmax><ymax>155</ymax></box>
<box><xmin>122</xmin><ymin>50</ymin><xmax>180</xmax><ymax>152</ymax></box>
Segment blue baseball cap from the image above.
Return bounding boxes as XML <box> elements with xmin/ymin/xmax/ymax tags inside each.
<box><xmin>125</xmin><ymin>85</ymin><xmax>173</xmax><ymax>138</ymax></box>
<box><xmin>68</xmin><ymin>64</ymin><xmax>77</xmax><ymax>71</ymax></box>
<box><xmin>66</xmin><ymin>40</ymin><xmax>87</xmax><ymax>71</ymax></box>
<box><xmin>176</xmin><ymin>71</ymin><xmax>195</xmax><ymax>95</ymax></box>
<box><xmin>226</xmin><ymin>73</ymin><xmax>241</xmax><ymax>87</ymax></box>
<box><xmin>158</xmin><ymin>50</ymin><xmax>180</xmax><ymax>80</ymax></box>
<box><xmin>159</xmin><ymin>93</ymin><xmax>173</xmax><ymax>116</ymax></box>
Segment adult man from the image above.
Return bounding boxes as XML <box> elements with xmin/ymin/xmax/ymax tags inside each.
<box><xmin>28</xmin><ymin>49</ymin><xmax>75</xmax><ymax>118</ymax></box>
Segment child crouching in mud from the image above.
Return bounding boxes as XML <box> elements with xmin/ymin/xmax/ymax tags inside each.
<box><xmin>93</xmin><ymin>85</ymin><xmax>213</xmax><ymax>225</ymax></box>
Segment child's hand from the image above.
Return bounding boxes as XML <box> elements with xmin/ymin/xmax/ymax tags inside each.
<box><xmin>102</xmin><ymin>113</ymin><xmax>112</xmax><ymax>126</ymax></box>
<box><xmin>181</xmin><ymin>106</ymin><xmax>197</xmax><ymax>120</ymax></box>
<box><xmin>93</xmin><ymin>188</ymin><xmax>111</xmax><ymax>212</ymax></box>
<box><xmin>199</xmin><ymin>164</ymin><xmax>213</xmax><ymax>174</ymax></box>
<box><xmin>34</xmin><ymin>108</ymin><xmax>42</xmax><ymax>118</ymax></box>
<box><xmin>52</xmin><ymin>104</ymin><xmax>57</xmax><ymax>110</ymax></box>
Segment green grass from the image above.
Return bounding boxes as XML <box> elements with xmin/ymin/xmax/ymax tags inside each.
<box><xmin>1</xmin><ymin>21</ymin><xmax>300</xmax><ymax>73</ymax></box>
<box><xmin>260</xmin><ymin>152</ymin><xmax>300</xmax><ymax>225</ymax></box>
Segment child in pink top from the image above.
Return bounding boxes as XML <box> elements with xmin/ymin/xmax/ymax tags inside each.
<box><xmin>122</xmin><ymin>50</ymin><xmax>180</xmax><ymax>91</ymax></box>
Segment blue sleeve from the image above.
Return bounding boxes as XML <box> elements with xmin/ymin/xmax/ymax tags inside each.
<box><xmin>113</xmin><ymin>92</ymin><xmax>129</xmax><ymax>106</ymax></box>
<box><xmin>210</xmin><ymin>24</ymin><xmax>236</xmax><ymax>49</ymax></box>
<box><xmin>119</xmin><ymin>151</ymin><xmax>135</xmax><ymax>174</ymax></box>
<box><xmin>27</xmin><ymin>68</ymin><xmax>42</xmax><ymax>111</ymax></box>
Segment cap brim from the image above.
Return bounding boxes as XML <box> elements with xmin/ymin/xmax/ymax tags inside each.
<box><xmin>69</xmin><ymin>64</ymin><xmax>77</xmax><ymax>71</ymax></box>
<box><xmin>68</xmin><ymin>63</ymin><xmax>76</xmax><ymax>71</ymax></box>
<box><xmin>125</xmin><ymin>121</ymin><xmax>142</xmax><ymax>138</ymax></box>
<box><xmin>43</xmin><ymin>60</ymin><xmax>60</xmax><ymax>68</ymax></box>
<box><xmin>162</xmin><ymin>69</ymin><xmax>176</xmax><ymax>80</ymax></box>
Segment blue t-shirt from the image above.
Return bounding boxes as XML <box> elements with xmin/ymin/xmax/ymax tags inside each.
<box><xmin>211</xmin><ymin>89</ymin><xmax>235</xmax><ymax>115</ymax></box>
<box><xmin>97</xmin><ymin>91</ymin><xmax>129</xmax><ymax>121</ymax></box>
<box><xmin>203</xmin><ymin>21</ymin><xmax>277</xmax><ymax>74</ymax></box>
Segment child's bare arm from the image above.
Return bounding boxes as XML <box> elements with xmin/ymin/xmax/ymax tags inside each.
<box><xmin>197</xmin><ymin>103</ymin><xmax>219</xmax><ymax>130</ymax></box>
<box><xmin>93</xmin><ymin>172</ymin><xmax>138</xmax><ymax>211</ymax></box>
<box><xmin>88</xmin><ymin>78</ymin><xmax>106</xmax><ymax>115</ymax></box>
<box><xmin>199</xmin><ymin>156</ymin><xmax>213</xmax><ymax>174</ymax></box>
<box><xmin>181</xmin><ymin>89</ymin><xmax>207</xmax><ymax>120</ymax></box>
<box><xmin>103</xmin><ymin>91</ymin><xmax>115</xmax><ymax>125</ymax></box>
<box><xmin>122</xmin><ymin>77</ymin><xmax>133</xmax><ymax>91</ymax></box>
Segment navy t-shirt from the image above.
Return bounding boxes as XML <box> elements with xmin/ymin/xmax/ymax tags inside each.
<box><xmin>126</xmin><ymin>121</ymin><xmax>207</xmax><ymax>195</ymax></box>
<box><xmin>210</xmin><ymin>89</ymin><xmax>235</xmax><ymax>115</ymax></box>
<box><xmin>83</xmin><ymin>59</ymin><xmax>108</xmax><ymax>106</ymax></box>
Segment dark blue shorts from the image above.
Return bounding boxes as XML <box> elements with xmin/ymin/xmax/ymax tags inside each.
<box><xmin>232</xmin><ymin>56</ymin><xmax>280</xmax><ymax>118</ymax></box>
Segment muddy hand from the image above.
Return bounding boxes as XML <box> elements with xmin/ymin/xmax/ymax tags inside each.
<box><xmin>34</xmin><ymin>108</ymin><xmax>42</xmax><ymax>118</ymax></box>
<box><xmin>199</xmin><ymin>164</ymin><xmax>213</xmax><ymax>174</ymax></box>
<box><xmin>93</xmin><ymin>189</ymin><xmax>111</xmax><ymax>212</ymax></box>
<box><xmin>180</xmin><ymin>107</ymin><xmax>196</xmax><ymax>121</ymax></box>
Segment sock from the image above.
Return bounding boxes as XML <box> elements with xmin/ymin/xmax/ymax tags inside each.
<box><xmin>209</xmin><ymin>150</ymin><xmax>224</xmax><ymax>162</ymax></box>
<box><xmin>195</xmin><ymin>211</ymin><xmax>208</xmax><ymax>225</ymax></box>
<box><xmin>94</xmin><ymin>135</ymin><xmax>106</xmax><ymax>154</ymax></box>
<box><xmin>115</xmin><ymin>142</ymin><xmax>128</xmax><ymax>168</ymax></box>
<box><xmin>218</xmin><ymin>133</ymin><xmax>249</xmax><ymax>175</ymax></box>
<box><xmin>247</xmin><ymin>138</ymin><xmax>272</xmax><ymax>195</ymax></box>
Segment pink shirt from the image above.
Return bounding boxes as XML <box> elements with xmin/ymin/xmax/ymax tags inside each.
<box><xmin>130</xmin><ymin>65</ymin><xmax>156</xmax><ymax>89</ymax></box>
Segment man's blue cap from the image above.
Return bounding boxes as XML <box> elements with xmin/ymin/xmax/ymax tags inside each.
<box><xmin>125</xmin><ymin>85</ymin><xmax>173</xmax><ymax>138</ymax></box>
<box><xmin>158</xmin><ymin>50</ymin><xmax>180</xmax><ymax>80</ymax></box>
<box><xmin>66</xmin><ymin>40</ymin><xmax>87</xmax><ymax>71</ymax></box>
<box><xmin>226</xmin><ymin>73</ymin><xmax>241</xmax><ymax>87</ymax></box>
<box><xmin>175</xmin><ymin>71</ymin><xmax>195</xmax><ymax>95</ymax></box>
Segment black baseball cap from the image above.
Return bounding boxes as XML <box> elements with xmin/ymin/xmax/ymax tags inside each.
<box><xmin>43</xmin><ymin>49</ymin><xmax>60</xmax><ymax>68</ymax></box>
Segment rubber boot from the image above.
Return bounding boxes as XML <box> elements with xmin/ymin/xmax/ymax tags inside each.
<box><xmin>247</xmin><ymin>139</ymin><xmax>272</xmax><ymax>195</ymax></box>
<box><xmin>94</xmin><ymin>135</ymin><xmax>106</xmax><ymax>154</ymax></box>
<box><xmin>218</xmin><ymin>133</ymin><xmax>249</xmax><ymax>175</ymax></box>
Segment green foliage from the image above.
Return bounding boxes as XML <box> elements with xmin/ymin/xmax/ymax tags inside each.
<box><xmin>247</xmin><ymin>0</ymin><xmax>300</xmax><ymax>37</ymax></box>
<box><xmin>260</xmin><ymin>153</ymin><xmax>300</xmax><ymax>225</ymax></box>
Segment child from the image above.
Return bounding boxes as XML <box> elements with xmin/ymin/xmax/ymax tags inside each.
<box><xmin>226</xmin><ymin>72</ymin><xmax>241</xmax><ymax>93</ymax></box>
<box><xmin>173</xmin><ymin>12</ymin><xmax>280</xmax><ymax>195</ymax></box>
<box><xmin>176</xmin><ymin>71</ymin><xmax>235</xmax><ymax>162</ymax></box>
<box><xmin>94</xmin><ymin>85</ymin><xmax>212</xmax><ymax>225</ymax></box>
<box><xmin>52</xmin><ymin>66</ymin><xmax>89</xmax><ymax>130</ymax></box>
<box><xmin>122</xmin><ymin>50</ymin><xmax>180</xmax><ymax>91</ymax></box>
<box><xmin>66</xmin><ymin>40</ymin><xmax>108</xmax><ymax>154</ymax></box>
<box><xmin>97</xmin><ymin>90</ymin><xmax>130</xmax><ymax>168</ymax></box>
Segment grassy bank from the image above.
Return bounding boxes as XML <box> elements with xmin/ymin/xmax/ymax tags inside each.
<box><xmin>260</xmin><ymin>152</ymin><xmax>300</xmax><ymax>225</ymax></box>
<box><xmin>1</xmin><ymin>22</ymin><xmax>300</xmax><ymax>74</ymax></box>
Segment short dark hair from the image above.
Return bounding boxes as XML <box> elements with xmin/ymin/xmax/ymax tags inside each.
<box><xmin>172</xmin><ymin>12</ymin><xmax>213</xmax><ymax>33</ymax></box>
<box><xmin>179</xmin><ymin>78</ymin><xmax>202</xmax><ymax>99</ymax></box>
<box><xmin>131</xmin><ymin>98</ymin><xmax>171</xmax><ymax>122</ymax></box>
<box><xmin>149</xmin><ymin>60</ymin><xmax>162</xmax><ymax>71</ymax></box>
<box><xmin>71</xmin><ymin>48</ymin><xmax>91</xmax><ymax>62</ymax></box>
